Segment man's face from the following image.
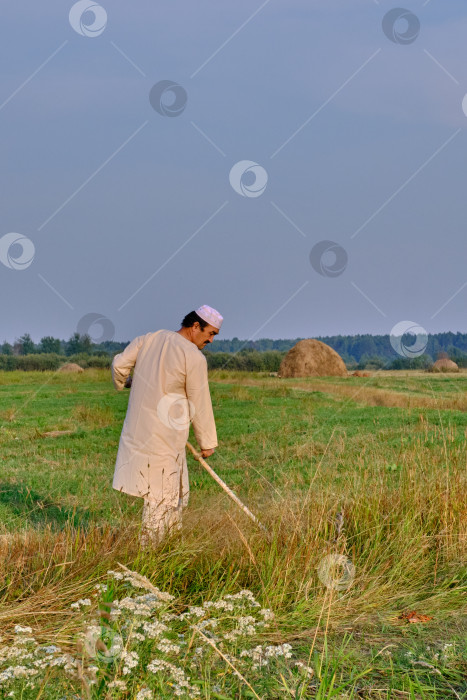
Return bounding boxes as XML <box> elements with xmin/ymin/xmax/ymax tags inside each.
<box><xmin>192</xmin><ymin>322</ymin><xmax>219</xmax><ymax>349</ymax></box>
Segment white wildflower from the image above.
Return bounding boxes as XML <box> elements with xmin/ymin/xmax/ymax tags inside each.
<box><xmin>238</xmin><ymin>616</ymin><xmax>257</xmax><ymax>630</ymax></box>
<box><xmin>224</xmin><ymin>590</ymin><xmax>260</xmax><ymax>606</ymax></box>
<box><xmin>130</xmin><ymin>631</ymin><xmax>146</xmax><ymax>642</ymax></box>
<box><xmin>160</xmin><ymin>612</ymin><xmax>178</xmax><ymax>622</ymax></box>
<box><xmin>182</xmin><ymin>606</ymin><xmax>205</xmax><ymax>618</ymax></box>
<box><xmin>141</xmin><ymin>621</ymin><xmax>169</xmax><ymax>638</ymax></box>
<box><xmin>0</xmin><ymin>668</ymin><xmax>15</xmax><ymax>683</ymax></box>
<box><xmin>265</xmin><ymin>643</ymin><xmax>292</xmax><ymax>658</ymax></box>
<box><xmin>35</xmin><ymin>645</ymin><xmax>61</xmax><ymax>655</ymax></box>
<box><xmin>0</xmin><ymin>647</ymin><xmax>35</xmax><ymax>663</ymax></box>
<box><xmin>157</xmin><ymin>639</ymin><xmax>181</xmax><ymax>654</ymax></box>
<box><xmin>14</xmin><ymin>625</ymin><xmax>33</xmax><ymax>635</ymax></box>
<box><xmin>70</xmin><ymin>598</ymin><xmax>92</xmax><ymax>609</ymax></box>
<box><xmin>147</xmin><ymin>659</ymin><xmax>200</xmax><ymax>696</ymax></box>
<box><xmin>107</xmin><ymin>569</ymin><xmax>124</xmax><ymax>580</ymax></box>
<box><xmin>13</xmin><ymin>636</ymin><xmax>36</xmax><ymax>646</ymax></box>
<box><xmin>136</xmin><ymin>688</ymin><xmax>153</xmax><ymax>699</ymax></box>
<box><xmin>240</xmin><ymin>643</ymin><xmax>292</xmax><ymax>666</ymax></box>
<box><xmin>222</xmin><ymin>631</ymin><xmax>241</xmax><ymax>642</ymax></box>
<box><xmin>294</xmin><ymin>661</ymin><xmax>314</xmax><ymax>676</ymax></box>
<box><xmin>115</xmin><ymin>597</ymin><xmax>152</xmax><ymax>617</ymax></box>
<box><xmin>259</xmin><ymin>608</ymin><xmax>274</xmax><ymax>621</ymax></box>
<box><xmin>203</xmin><ymin>600</ymin><xmax>234</xmax><ymax>612</ymax></box>
<box><xmin>121</xmin><ymin>649</ymin><xmax>139</xmax><ymax>675</ymax></box>
<box><xmin>6</xmin><ymin>666</ymin><xmax>39</xmax><ymax>679</ymax></box>
<box><xmin>49</xmin><ymin>655</ymin><xmax>69</xmax><ymax>667</ymax></box>
<box><xmin>154</xmin><ymin>590</ymin><xmax>175</xmax><ymax>602</ymax></box>
<box><xmin>196</xmin><ymin>618</ymin><xmax>218</xmax><ymax>630</ymax></box>
<box><xmin>108</xmin><ymin>679</ymin><xmax>127</xmax><ymax>690</ymax></box>
<box><xmin>136</xmin><ymin>593</ymin><xmax>164</xmax><ymax>607</ymax></box>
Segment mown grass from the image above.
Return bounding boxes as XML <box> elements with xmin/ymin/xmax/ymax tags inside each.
<box><xmin>0</xmin><ymin>369</ymin><xmax>465</xmax><ymax>698</ymax></box>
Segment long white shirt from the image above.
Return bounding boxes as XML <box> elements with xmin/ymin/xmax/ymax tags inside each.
<box><xmin>111</xmin><ymin>329</ymin><xmax>217</xmax><ymax>499</ymax></box>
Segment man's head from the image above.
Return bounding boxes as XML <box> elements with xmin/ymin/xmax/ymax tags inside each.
<box><xmin>179</xmin><ymin>309</ymin><xmax>221</xmax><ymax>350</ymax></box>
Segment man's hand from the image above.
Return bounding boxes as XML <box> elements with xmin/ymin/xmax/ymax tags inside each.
<box><xmin>201</xmin><ymin>448</ymin><xmax>215</xmax><ymax>459</ymax></box>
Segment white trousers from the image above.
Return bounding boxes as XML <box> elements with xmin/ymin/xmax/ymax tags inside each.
<box><xmin>140</xmin><ymin>452</ymin><xmax>189</xmax><ymax>547</ymax></box>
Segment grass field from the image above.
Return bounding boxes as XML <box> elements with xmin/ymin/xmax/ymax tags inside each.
<box><xmin>0</xmin><ymin>369</ymin><xmax>466</xmax><ymax>699</ymax></box>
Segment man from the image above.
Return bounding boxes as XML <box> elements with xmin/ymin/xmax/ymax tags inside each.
<box><xmin>111</xmin><ymin>305</ymin><xmax>222</xmax><ymax>547</ymax></box>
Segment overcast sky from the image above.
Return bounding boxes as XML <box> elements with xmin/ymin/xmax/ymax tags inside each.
<box><xmin>1</xmin><ymin>0</ymin><xmax>466</xmax><ymax>344</ymax></box>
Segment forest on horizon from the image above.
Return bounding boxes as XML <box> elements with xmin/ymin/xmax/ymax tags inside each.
<box><xmin>1</xmin><ymin>331</ymin><xmax>467</xmax><ymax>371</ymax></box>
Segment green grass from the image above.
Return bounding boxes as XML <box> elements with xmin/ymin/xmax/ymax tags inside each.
<box><xmin>0</xmin><ymin>369</ymin><xmax>465</xmax><ymax>698</ymax></box>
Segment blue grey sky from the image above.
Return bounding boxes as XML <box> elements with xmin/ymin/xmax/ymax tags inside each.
<box><xmin>1</xmin><ymin>0</ymin><xmax>466</xmax><ymax>343</ymax></box>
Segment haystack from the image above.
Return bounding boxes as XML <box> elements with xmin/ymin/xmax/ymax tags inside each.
<box><xmin>352</xmin><ymin>370</ymin><xmax>371</xmax><ymax>377</ymax></box>
<box><xmin>58</xmin><ymin>362</ymin><xmax>84</xmax><ymax>373</ymax></box>
<box><xmin>431</xmin><ymin>358</ymin><xmax>459</xmax><ymax>373</ymax></box>
<box><xmin>278</xmin><ymin>339</ymin><xmax>347</xmax><ymax>378</ymax></box>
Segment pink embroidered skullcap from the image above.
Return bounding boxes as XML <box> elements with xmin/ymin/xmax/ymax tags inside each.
<box><xmin>195</xmin><ymin>305</ymin><xmax>223</xmax><ymax>330</ymax></box>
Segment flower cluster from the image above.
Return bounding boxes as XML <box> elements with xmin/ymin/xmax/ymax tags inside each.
<box><xmin>1</xmin><ymin>567</ymin><xmax>312</xmax><ymax>698</ymax></box>
<box><xmin>0</xmin><ymin>623</ymin><xmax>81</xmax><ymax>692</ymax></box>
<box><xmin>240</xmin><ymin>643</ymin><xmax>292</xmax><ymax>670</ymax></box>
<box><xmin>181</xmin><ymin>588</ymin><xmax>275</xmax><ymax>646</ymax></box>
<box><xmin>147</xmin><ymin>659</ymin><xmax>200</xmax><ymax>697</ymax></box>
<box><xmin>70</xmin><ymin>598</ymin><xmax>91</xmax><ymax>609</ymax></box>
<box><xmin>121</xmin><ymin>649</ymin><xmax>139</xmax><ymax>675</ymax></box>
<box><xmin>107</xmin><ymin>569</ymin><xmax>175</xmax><ymax>602</ymax></box>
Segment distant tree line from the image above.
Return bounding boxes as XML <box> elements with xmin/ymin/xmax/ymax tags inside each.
<box><xmin>0</xmin><ymin>353</ymin><xmax>111</xmax><ymax>371</ymax></box>
<box><xmin>1</xmin><ymin>331</ymin><xmax>466</xmax><ymax>371</ymax></box>
<box><xmin>206</xmin><ymin>332</ymin><xmax>467</xmax><ymax>360</ymax></box>
<box><xmin>0</xmin><ymin>333</ymin><xmax>122</xmax><ymax>358</ymax></box>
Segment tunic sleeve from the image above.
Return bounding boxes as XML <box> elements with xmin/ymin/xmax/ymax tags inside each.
<box><xmin>111</xmin><ymin>335</ymin><xmax>145</xmax><ymax>391</ymax></box>
<box><xmin>186</xmin><ymin>353</ymin><xmax>218</xmax><ymax>450</ymax></box>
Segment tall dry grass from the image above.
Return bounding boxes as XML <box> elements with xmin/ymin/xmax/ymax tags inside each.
<box><xmin>217</xmin><ymin>376</ymin><xmax>467</xmax><ymax>411</ymax></box>
<box><xmin>0</xmin><ymin>447</ymin><xmax>465</xmax><ymax>650</ymax></box>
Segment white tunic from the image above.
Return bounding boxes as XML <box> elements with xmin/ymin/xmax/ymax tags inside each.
<box><xmin>111</xmin><ymin>329</ymin><xmax>217</xmax><ymax>499</ymax></box>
